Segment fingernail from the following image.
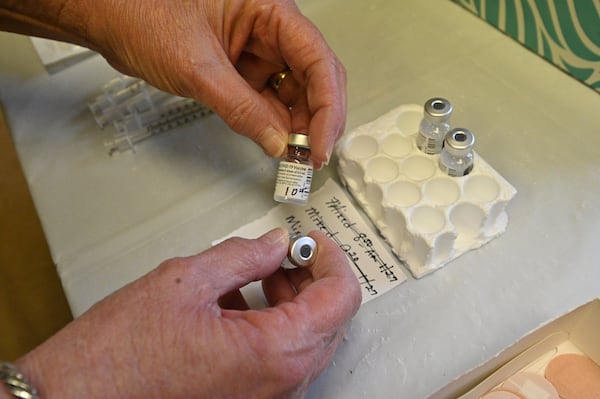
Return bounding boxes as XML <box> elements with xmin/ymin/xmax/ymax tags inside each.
<box><xmin>260</xmin><ymin>227</ymin><xmax>289</xmax><ymax>246</ymax></box>
<box><xmin>312</xmin><ymin>149</ymin><xmax>331</xmax><ymax>170</ymax></box>
<box><xmin>324</xmin><ymin>148</ymin><xmax>332</xmax><ymax>165</ymax></box>
<box><xmin>320</xmin><ymin>148</ymin><xmax>332</xmax><ymax>165</ymax></box>
<box><xmin>261</xmin><ymin>127</ymin><xmax>287</xmax><ymax>158</ymax></box>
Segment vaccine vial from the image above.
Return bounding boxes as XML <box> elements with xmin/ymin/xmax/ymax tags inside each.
<box><xmin>273</xmin><ymin>133</ymin><xmax>313</xmax><ymax>206</ymax></box>
<box><xmin>439</xmin><ymin>128</ymin><xmax>475</xmax><ymax>177</ymax></box>
<box><xmin>287</xmin><ymin>235</ymin><xmax>318</xmax><ymax>267</ymax></box>
<box><xmin>416</xmin><ymin>97</ymin><xmax>453</xmax><ymax>155</ymax></box>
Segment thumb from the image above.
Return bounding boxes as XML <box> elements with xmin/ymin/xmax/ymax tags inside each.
<box><xmin>191</xmin><ymin>61</ymin><xmax>289</xmax><ymax>158</ymax></box>
<box><xmin>197</xmin><ymin>228</ymin><xmax>290</xmax><ymax>297</ymax></box>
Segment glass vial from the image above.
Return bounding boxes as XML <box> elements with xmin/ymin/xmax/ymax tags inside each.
<box><xmin>273</xmin><ymin>133</ymin><xmax>313</xmax><ymax>206</ymax></box>
<box><xmin>439</xmin><ymin>128</ymin><xmax>475</xmax><ymax>177</ymax></box>
<box><xmin>416</xmin><ymin>97</ymin><xmax>453</xmax><ymax>155</ymax></box>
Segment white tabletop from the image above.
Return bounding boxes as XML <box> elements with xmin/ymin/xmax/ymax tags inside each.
<box><xmin>1</xmin><ymin>0</ymin><xmax>599</xmax><ymax>397</ymax></box>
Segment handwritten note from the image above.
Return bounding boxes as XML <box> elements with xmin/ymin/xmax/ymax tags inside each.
<box><xmin>215</xmin><ymin>179</ymin><xmax>407</xmax><ymax>304</ymax></box>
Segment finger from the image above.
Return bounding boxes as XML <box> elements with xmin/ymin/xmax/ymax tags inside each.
<box><xmin>187</xmin><ymin>55</ymin><xmax>290</xmax><ymax>158</ymax></box>
<box><xmin>260</xmin><ymin>70</ymin><xmax>309</xmax><ymax>130</ymax></box>
<box><xmin>277</xmin><ymin>18</ymin><xmax>348</xmax><ymax>166</ymax></box>
<box><xmin>254</xmin><ymin>230</ymin><xmax>360</xmax><ymax>383</ymax></box>
<box><xmin>262</xmin><ymin>265</ymin><xmax>315</xmax><ymax>306</ymax></box>
<box><xmin>187</xmin><ymin>227</ymin><xmax>289</xmax><ymax>298</ymax></box>
<box><xmin>296</xmin><ymin>230</ymin><xmax>361</xmax><ymax>329</ymax></box>
<box><xmin>275</xmin><ymin>70</ymin><xmax>303</xmax><ymax>107</ymax></box>
<box><xmin>271</xmin><ymin>231</ymin><xmax>361</xmax><ymax>336</ymax></box>
<box><xmin>234</xmin><ymin>2</ymin><xmax>347</xmax><ymax>165</ymax></box>
<box><xmin>235</xmin><ymin>52</ymin><xmax>284</xmax><ymax>91</ymax></box>
<box><xmin>218</xmin><ymin>289</ymin><xmax>250</xmax><ymax>310</ymax></box>
<box><xmin>284</xmin><ymin>267</ymin><xmax>313</xmax><ymax>294</ymax></box>
<box><xmin>262</xmin><ymin>268</ymin><xmax>296</xmax><ymax>306</ymax></box>
<box><xmin>267</xmin><ymin>70</ymin><xmax>313</xmax><ymax>156</ymax></box>
<box><xmin>241</xmin><ymin>61</ymin><xmax>307</xmax><ymax>128</ymax></box>
<box><xmin>260</xmin><ymin>87</ymin><xmax>295</xmax><ymax>127</ymax></box>
<box><xmin>302</xmin><ymin>58</ymin><xmax>347</xmax><ymax>168</ymax></box>
<box><xmin>288</xmin><ymin>95</ymin><xmax>311</xmax><ymax>143</ymax></box>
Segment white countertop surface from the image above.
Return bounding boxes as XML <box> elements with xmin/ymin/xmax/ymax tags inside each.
<box><xmin>1</xmin><ymin>0</ymin><xmax>599</xmax><ymax>397</ymax></box>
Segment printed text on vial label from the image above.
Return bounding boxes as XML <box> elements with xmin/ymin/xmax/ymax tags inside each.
<box><xmin>274</xmin><ymin>162</ymin><xmax>313</xmax><ymax>200</ymax></box>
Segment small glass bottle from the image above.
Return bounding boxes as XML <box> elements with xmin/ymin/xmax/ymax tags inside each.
<box><xmin>273</xmin><ymin>133</ymin><xmax>313</xmax><ymax>206</ymax></box>
<box><xmin>416</xmin><ymin>97</ymin><xmax>453</xmax><ymax>155</ymax></box>
<box><xmin>439</xmin><ymin>128</ymin><xmax>475</xmax><ymax>177</ymax></box>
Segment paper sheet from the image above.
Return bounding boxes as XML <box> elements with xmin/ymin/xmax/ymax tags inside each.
<box><xmin>216</xmin><ymin>179</ymin><xmax>407</xmax><ymax>305</ymax></box>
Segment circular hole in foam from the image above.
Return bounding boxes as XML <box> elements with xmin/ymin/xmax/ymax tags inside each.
<box><xmin>346</xmin><ymin>135</ymin><xmax>379</xmax><ymax>159</ymax></box>
<box><xmin>424</xmin><ymin>178</ymin><xmax>460</xmax><ymax>205</ymax></box>
<box><xmin>403</xmin><ymin>156</ymin><xmax>436</xmax><ymax>181</ymax></box>
<box><xmin>382</xmin><ymin>135</ymin><xmax>412</xmax><ymax>158</ymax></box>
<box><xmin>410</xmin><ymin>206</ymin><xmax>446</xmax><ymax>235</ymax></box>
<box><xmin>388</xmin><ymin>181</ymin><xmax>421</xmax><ymax>207</ymax></box>
<box><xmin>450</xmin><ymin>203</ymin><xmax>485</xmax><ymax>237</ymax></box>
<box><xmin>365</xmin><ymin>156</ymin><xmax>399</xmax><ymax>183</ymax></box>
<box><xmin>463</xmin><ymin>175</ymin><xmax>501</xmax><ymax>203</ymax></box>
<box><xmin>395</xmin><ymin>106</ymin><xmax>422</xmax><ymax>136</ymax></box>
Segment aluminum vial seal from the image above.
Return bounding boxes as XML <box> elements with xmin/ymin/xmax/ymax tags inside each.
<box><xmin>288</xmin><ymin>132</ymin><xmax>310</xmax><ymax>149</ymax></box>
<box><xmin>423</xmin><ymin>97</ymin><xmax>453</xmax><ymax>123</ymax></box>
<box><xmin>288</xmin><ymin>235</ymin><xmax>318</xmax><ymax>267</ymax></box>
<box><xmin>444</xmin><ymin>128</ymin><xmax>475</xmax><ymax>156</ymax></box>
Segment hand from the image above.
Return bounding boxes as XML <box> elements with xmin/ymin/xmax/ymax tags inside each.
<box><xmin>80</xmin><ymin>0</ymin><xmax>347</xmax><ymax>168</ymax></box>
<box><xmin>2</xmin><ymin>0</ymin><xmax>347</xmax><ymax>167</ymax></box>
<box><xmin>15</xmin><ymin>228</ymin><xmax>361</xmax><ymax>399</ymax></box>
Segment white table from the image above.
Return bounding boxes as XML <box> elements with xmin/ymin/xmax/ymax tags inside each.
<box><xmin>1</xmin><ymin>0</ymin><xmax>599</xmax><ymax>397</ymax></box>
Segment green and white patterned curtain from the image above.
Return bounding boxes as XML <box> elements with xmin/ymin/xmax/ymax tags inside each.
<box><xmin>452</xmin><ymin>0</ymin><xmax>600</xmax><ymax>93</ymax></box>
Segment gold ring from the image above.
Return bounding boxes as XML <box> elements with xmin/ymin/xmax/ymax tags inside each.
<box><xmin>269</xmin><ymin>68</ymin><xmax>292</xmax><ymax>91</ymax></box>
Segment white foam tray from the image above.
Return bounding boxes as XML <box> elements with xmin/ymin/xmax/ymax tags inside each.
<box><xmin>336</xmin><ymin>103</ymin><xmax>517</xmax><ymax>278</ymax></box>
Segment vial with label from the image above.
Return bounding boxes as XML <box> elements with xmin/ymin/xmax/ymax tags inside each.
<box><xmin>439</xmin><ymin>128</ymin><xmax>475</xmax><ymax>177</ymax></box>
<box><xmin>273</xmin><ymin>133</ymin><xmax>313</xmax><ymax>206</ymax></box>
<box><xmin>416</xmin><ymin>97</ymin><xmax>453</xmax><ymax>155</ymax></box>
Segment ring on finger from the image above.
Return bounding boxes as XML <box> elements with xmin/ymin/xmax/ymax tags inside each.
<box><xmin>269</xmin><ymin>68</ymin><xmax>292</xmax><ymax>91</ymax></box>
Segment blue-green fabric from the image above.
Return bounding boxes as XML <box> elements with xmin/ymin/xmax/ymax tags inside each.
<box><xmin>452</xmin><ymin>0</ymin><xmax>600</xmax><ymax>92</ymax></box>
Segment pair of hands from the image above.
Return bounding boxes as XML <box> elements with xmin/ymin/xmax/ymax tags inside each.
<box><xmin>2</xmin><ymin>0</ymin><xmax>359</xmax><ymax>397</ymax></box>
<box><xmin>16</xmin><ymin>229</ymin><xmax>361</xmax><ymax>398</ymax></box>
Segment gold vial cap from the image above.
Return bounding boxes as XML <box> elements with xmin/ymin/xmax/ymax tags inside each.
<box><xmin>288</xmin><ymin>133</ymin><xmax>310</xmax><ymax>149</ymax></box>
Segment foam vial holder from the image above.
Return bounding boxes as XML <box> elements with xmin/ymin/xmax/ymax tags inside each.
<box><xmin>336</xmin><ymin>104</ymin><xmax>517</xmax><ymax>278</ymax></box>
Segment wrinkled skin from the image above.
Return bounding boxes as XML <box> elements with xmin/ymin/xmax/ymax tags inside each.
<box><xmin>14</xmin><ymin>229</ymin><xmax>361</xmax><ymax>398</ymax></box>
<box><xmin>1</xmin><ymin>2</ymin><xmax>357</xmax><ymax>397</ymax></box>
<box><xmin>1</xmin><ymin>0</ymin><xmax>347</xmax><ymax>167</ymax></box>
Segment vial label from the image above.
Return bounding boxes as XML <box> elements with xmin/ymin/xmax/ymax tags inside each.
<box><xmin>274</xmin><ymin>161</ymin><xmax>313</xmax><ymax>204</ymax></box>
<box><xmin>439</xmin><ymin>162</ymin><xmax>474</xmax><ymax>177</ymax></box>
<box><xmin>416</xmin><ymin>133</ymin><xmax>443</xmax><ymax>155</ymax></box>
